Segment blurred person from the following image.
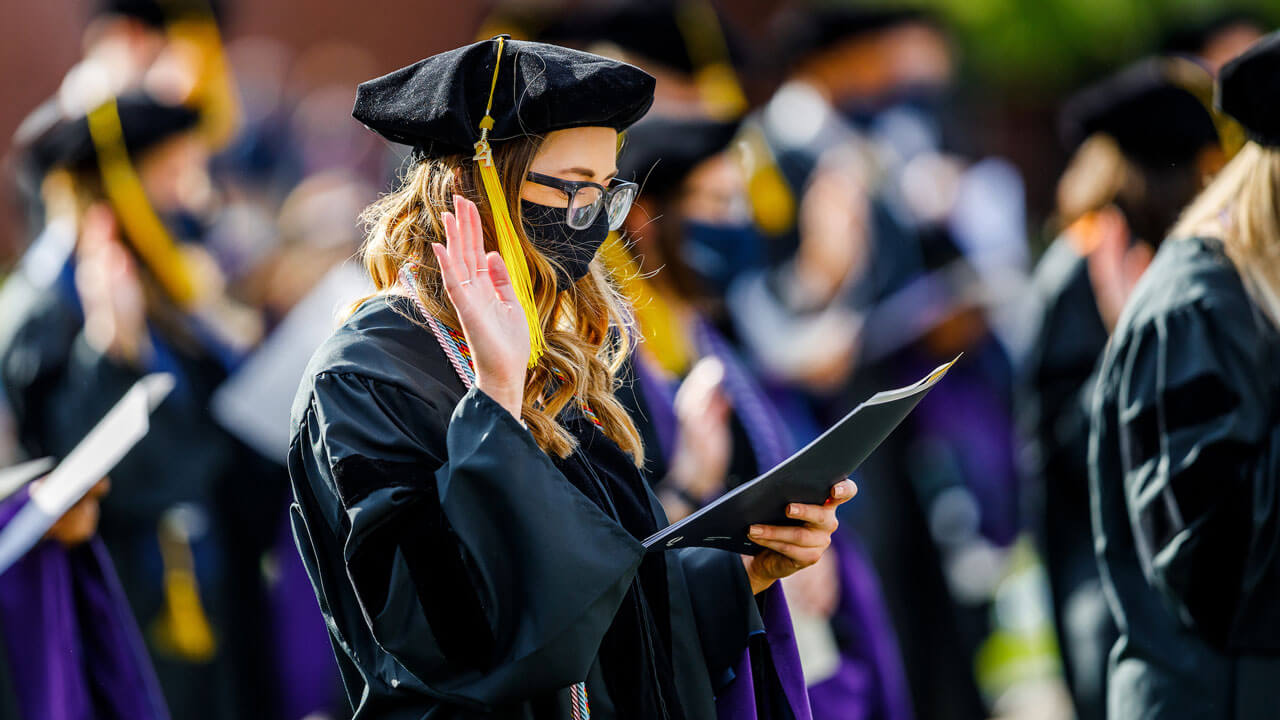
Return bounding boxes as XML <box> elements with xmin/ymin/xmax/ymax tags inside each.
<box><xmin>1161</xmin><ymin>10</ymin><xmax>1268</xmax><ymax>72</ymax></box>
<box><xmin>613</xmin><ymin>113</ymin><xmax>913</xmax><ymax>720</ymax></box>
<box><xmin>0</xmin><ymin>473</ymin><xmax>171</xmax><ymax>720</ymax></box>
<box><xmin>0</xmin><ymin>92</ymin><xmax>276</xmax><ymax>720</ymax></box>
<box><xmin>286</xmin><ymin>35</ymin><xmax>856</xmax><ymax>718</ymax></box>
<box><xmin>1089</xmin><ymin>32</ymin><xmax>1280</xmax><ymax>719</ymax></box>
<box><xmin>1017</xmin><ymin>56</ymin><xmax>1226</xmax><ymax>720</ymax></box>
<box><xmin>527</xmin><ymin>0</ymin><xmax>748</xmax><ymax>119</ymax></box>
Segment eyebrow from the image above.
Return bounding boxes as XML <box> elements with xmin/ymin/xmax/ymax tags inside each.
<box><xmin>560</xmin><ymin>167</ymin><xmax>619</xmax><ymax>183</ymax></box>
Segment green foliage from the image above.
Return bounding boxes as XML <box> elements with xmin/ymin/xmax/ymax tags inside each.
<box><xmin>830</xmin><ymin>0</ymin><xmax>1279</xmax><ymax>95</ymax></box>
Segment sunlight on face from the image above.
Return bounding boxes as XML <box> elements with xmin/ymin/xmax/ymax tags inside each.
<box><xmin>520</xmin><ymin>126</ymin><xmax>619</xmax><ymax>208</ymax></box>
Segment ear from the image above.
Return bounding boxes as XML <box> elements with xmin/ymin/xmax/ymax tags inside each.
<box><xmin>622</xmin><ymin>196</ymin><xmax>657</xmax><ymax>240</ymax></box>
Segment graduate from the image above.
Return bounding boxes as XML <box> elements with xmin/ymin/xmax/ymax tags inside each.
<box><xmin>1089</xmin><ymin>32</ymin><xmax>1280</xmax><ymax>719</ymax></box>
<box><xmin>288</xmin><ymin>36</ymin><xmax>854</xmax><ymax>719</ymax></box>
<box><xmin>612</xmin><ymin>113</ymin><xmax>912</xmax><ymax>720</ymax></box>
<box><xmin>0</xmin><ymin>472</ymin><xmax>169</xmax><ymax>720</ymax></box>
<box><xmin>1017</xmin><ymin>56</ymin><xmax>1222</xmax><ymax>720</ymax></box>
<box><xmin>0</xmin><ymin>92</ymin><xmax>276</xmax><ymax>720</ymax></box>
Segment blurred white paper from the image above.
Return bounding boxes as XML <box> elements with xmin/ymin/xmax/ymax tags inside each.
<box><xmin>0</xmin><ymin>373</ymin><xmax>173</xmax><ymax>574</ymax></box>
<box><xmin>212</xmin><ymin>261</ymin><xmax>371</xmax><ymax>462</ymax></box>
<box><xmin>0</xmin><ymin>457</ymin><xmax>55</xmax><ymax>504</ymax></box>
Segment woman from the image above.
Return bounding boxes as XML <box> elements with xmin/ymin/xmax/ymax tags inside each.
<box><xmin>612</xmin><ymin>113</ymin><xmax>912</xmax><ymax>720</ymax></box>
<box><xmin>287</xmin><ymin>36</ymin><xmax>853</xmax><ymax>719</ymax></box>
<box><xmin>1088</xmin><ymin>32</ymin><xmax>1280</xmax><ymax>719</ymax></box>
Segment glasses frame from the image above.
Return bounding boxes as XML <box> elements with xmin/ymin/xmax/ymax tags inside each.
<box><xmin>525</xmin><ymin>172</ymin><xmax>639</xmax><ymax>231</ymax></box>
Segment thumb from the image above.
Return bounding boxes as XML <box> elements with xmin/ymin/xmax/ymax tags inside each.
<box><xmin>487</xmin><ymin>251</ymin><xmax>519</xmax><ymax>305</ymax></box>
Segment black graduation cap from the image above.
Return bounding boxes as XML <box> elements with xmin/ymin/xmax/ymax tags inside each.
<box><xmin>1059</xmin><ymin>57</ymin><xmax>1219</xmax><ymax>168</ymax></box>
<box><xmin>94</xmin><ymin>0</ymin><xmax>223</xmax><ymax>28</ymax></box>
<box><xmin>619</xmin><ymin>115</ymin><xmax>740</xmax><ymax>198</ymax></box>
<box><xmin>1217</xmin><ymin>30</ymin><xmax>1280</xmax><ymax>148</ymax></box>
<box><xmin>536</xmin><ymin>0</ymin><xmax>741</xmax><ymax>76</ymax></box>
<box><xmin>352</xmin><ymin>36</ymin><xmax>655</xmax><ymax>157</ymax></box>
<box><xmin>778</xmin><ymin>6</ymin><xmax>939</xmax><ymax>66</ymax></box>
<box><xmin>15</xmin><ymin>93</ymin><xmax>200</xmax><ymax>178</ymax></box>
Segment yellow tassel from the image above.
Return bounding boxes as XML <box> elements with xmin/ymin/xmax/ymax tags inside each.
<box><xmin>86</xmin><ymin>98</ymin><xmax>204</xmax><ymax>307</ymax></box>
<box><xmin>473</xmin><ymin>36</ymin><xmax>545</xmax><ymax>365</ymax></box>
<box><xmin>149</xmin><ymin>516</ymin><xmax>217</xmax><ymax>663</ymax></box>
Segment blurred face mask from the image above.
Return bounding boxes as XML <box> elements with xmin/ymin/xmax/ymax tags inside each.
<box><xmin>680</xmin><ymin>219</ymin><xmax>765</xmax><ymax>296</ymax></box>
<box><xmin>521</xmin><ymin>200</ymin><xmax>610</xmax><ymax>291</ymax></box>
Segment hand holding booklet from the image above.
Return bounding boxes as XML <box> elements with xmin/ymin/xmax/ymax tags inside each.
<box><xmin>0</xmin><ymin>373</ymin><xmax>173</xmax><ymax>575</ymax></box>
<box><xmin>645</xmin><ymin>357</ymin><xmax>958</xmax><ymax>554</ymax></box>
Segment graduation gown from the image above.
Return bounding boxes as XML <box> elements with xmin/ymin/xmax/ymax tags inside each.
<box><xmin>0</xmin><ymin>488</ymin><xmax>169</xmax><ymax>720</ymax></box>
<box><xmin>1015</xmin><ymin>236</ymin><xmax>1116</xmax><ymax>720</ymax></box>
<box><xmin>0</xmin><ymin>273</ymin><xmax>288</xmax><ymax>720</ymax></box>
<box><xmin>287</xmin><ymin>295</ymin><xmax>809</xmax><ymax>719</ymax></box>
<box><xmin>1090</xmin><ymin>236</ymin><xmax>1280</xmax><ymax>719</ymax></box>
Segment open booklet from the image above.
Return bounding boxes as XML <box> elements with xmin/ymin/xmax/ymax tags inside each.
<box><xmin>0</xmin><ymin>373</ymin><xmax>173</xmax><ymax>575</ymax></box>
<box><xmin>644</xmin><ymin>356</ymin><xmax>959</xmax><ymax>554</ymax></box>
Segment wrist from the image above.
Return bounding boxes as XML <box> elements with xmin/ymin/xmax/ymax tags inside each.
<box><xmin>742</xmin><ymin>555</ymin><xmax>775</xmax><ymax>595</ymax></box>
<box><xmin>475</xmin><ymin>379</ymin><xmax>524</xmax><ymax>420</ymax></box>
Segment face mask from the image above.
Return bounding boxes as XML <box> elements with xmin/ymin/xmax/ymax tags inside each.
<box><xmin>521</xmin><ymin>200</ymin><xmax>610</xmax><ymax>291</ymax></box>
<box><xmin>681</xmin><ymin>219</ymin><xmax>766</xmax><ymax>296</ymax></box>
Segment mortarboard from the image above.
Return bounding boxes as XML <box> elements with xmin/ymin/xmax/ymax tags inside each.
<box><xmin>778</xmin><ymin>6</ymin><xmax>939</xmax><ymax>66</ymax></box>
<box><xmin>619</xmin><ymin>115</ymin><xmax>741</xmax><ymax>198</ymax></box>
<box><xmin>1217</xmin><ymin>30</ymin><xmax>1280</xmax><ymax>148</ymax></box>
<box><xmin>353</xmin><ymin>35</ymin><xmax>655</xmax><ymax>363</ymax></box>
<box><xmin>1059</xmin><ymin>57</ymin><xmax>1220</xmax><ymax>168</ymax></box>
<box><xmin>17</xmin><ymin>93</ymin><xmax>199</xmax><ymax>178</ymax></box>
<box><xmin>353</xmin><ymin>36</ymin><xmax>654</xmax><ymax>158</ymax></box>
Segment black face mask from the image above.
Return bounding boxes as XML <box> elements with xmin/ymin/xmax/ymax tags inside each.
<box><xmin>521</xmin><ymin>200</ymin><xmax>610</xmax><ymax>291</ymax></box>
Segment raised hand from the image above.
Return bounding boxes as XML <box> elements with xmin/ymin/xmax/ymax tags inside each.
<box><xmin>433</xmin><ymin>195</ymin><xmax>532</xmax><ymax>419</ymax></box>
<box><xmin>742</xmin><ymin>479</ymin><xmax>857</xmax><ymax>595</ymax></box>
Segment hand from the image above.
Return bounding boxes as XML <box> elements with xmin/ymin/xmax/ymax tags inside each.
<box><xmin>433</xmin><ymin>195</ymin><xmax>531</xmax><ymax>419</ymax></box>
<box><xmin>42</xmin><ymin>478</ymin><xmax>111</xmax><ymax>548</ymax></box>
<box><xmin>668</xmin><ymin>358</ymin><xmax>732</xmax><ymax>502</ymax></box>
<box><xmin>1085</xmin><ymin>205</ymin><xmax>1152</xmax><ymax>332</ymax></box>
<box><xmin>742</xmin><ymin>479</ymin><xmax>856</xmax><ymax>595</ymax></box>
<box><xmin>76</xmin><ymin>205</ymin><xmax>150</xmax><ymax>365</ymax></box>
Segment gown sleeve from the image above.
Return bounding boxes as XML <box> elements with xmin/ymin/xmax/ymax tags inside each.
<box><xmin>304</xmin><ymin>371</ymin><xmax>646</xmax><ymax>707</ymax></box>
<box><xmin>1110</xmin><ymin>293</ymin><xmax>1278</xmax><ymax>648</ymax></box>
<box><xmin>676</xmin><ymin>546</ymin><xmax>762</xmax><ymax>687</ymax></box>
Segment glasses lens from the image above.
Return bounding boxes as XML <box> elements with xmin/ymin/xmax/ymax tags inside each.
<box><xmin>606</xmin><ymin>184</ymin><xmax>637</xmax><ymax>230</ymax></box>
<box><xmin>567</xmin><ymin>185</ymin><xmax>603</xmax><ymax>230</ymax></box>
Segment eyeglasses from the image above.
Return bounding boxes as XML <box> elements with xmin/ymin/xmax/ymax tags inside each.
<box><xmin>525</xmin><ymin>172</ymin><xmax>639</xmax><ymax>231</ymax></box>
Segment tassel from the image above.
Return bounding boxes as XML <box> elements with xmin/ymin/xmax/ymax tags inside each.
<box><xmin>472</xmin><ymin>36</ymin><xmax>545</xmax><ymax>365</ymax></box>
<box><xmin>149</xmin><ymin>512</ymin><xmax>217</xmax><ymax>663</ymax></box>
<box><xmin>86</xmin><ymin>98</ymin><xmax>202</xmax><ymax>307</ymax></box>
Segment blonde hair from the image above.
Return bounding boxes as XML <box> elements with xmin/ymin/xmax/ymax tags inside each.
<box><xmin>1171</xmin><ymin>141</ymin><xmax>1280</xmax><ymax>328</ymax></box>
<box><xmin>357</xmin><ymin>138</ymin><xmax>645</xmax><ymax>464</ymax></box>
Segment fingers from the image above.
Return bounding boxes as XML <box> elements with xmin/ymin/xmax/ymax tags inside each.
<box><xmin>749</xmin><ymin>523</ymin><xmax>830</xmax><ymax>548</ymax></box>
<box><xmin>753</xmin><ymin>539</ymin><xmax>825</xmax><ymax>568</ymax></box>
<box><xmin>784</xmin><ymin>502</ymin><xmax>839</xmax><ymax>532</ymax></box>
<box><xmin>487</xmin><ymin>251</ymin><xmax>519</xmax><ymax>305</ymax></box>
<box><xmin>826</xmin><ymin>479</ymin><xmax>857</xmax><ymax>506</ymax></box>
<box><xmin>462</xmin><ymin>195</ymin><xmax>487</xmax><ymax>271</ymax></box>
<box><xmin>445</xmin><ymin>202</ymin><xmax>469</xmax><ymax>281</ymax></box>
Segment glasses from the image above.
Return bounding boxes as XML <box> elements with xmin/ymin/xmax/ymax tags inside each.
<box><xmin>525</xmin><ymin>172</ymin><xmax>638</xmax><ymax>231</ymax></box>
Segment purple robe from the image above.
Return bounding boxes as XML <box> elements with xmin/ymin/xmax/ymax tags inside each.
<box><xmin>0</xmin><ymin>488</ymin><xmax>168</xmax><ymax>720</ymax></box>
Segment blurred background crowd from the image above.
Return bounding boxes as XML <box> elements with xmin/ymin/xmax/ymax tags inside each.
<box><xmin>0</xmin><ymin>1</ymin><xmax>1276</xmax><ymax>719</ymax></box>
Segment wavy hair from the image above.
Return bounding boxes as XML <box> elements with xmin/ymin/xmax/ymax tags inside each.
<box><xmin>356</xmin><ymin>137</ymin><xmax>644</xmax><ymax>464</ymax></box>
<box><xmin>1171</xmin><ymin>141</ymin><xmax>1280</xmax><ymax>329</ymax></box>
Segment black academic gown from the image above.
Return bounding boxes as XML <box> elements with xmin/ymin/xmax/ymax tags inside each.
<box><xmin>286</xmin><ymin>296</ymin><xmax>772</xmax><ymax>719</ymax></box>
<box><xmin>1016</xmin><ymin>236</ymin><xmax>1116</xmax><ymax>720</ymax></box>
<box><xmin>1090</xmin><ymin>236</ymin><xmax>1280</xmax><ymax>719</ymax></box>
<box><xmin>0</xmin><ymin>276</ymin><xmax>287</xmax><ymax>720</ymax></box>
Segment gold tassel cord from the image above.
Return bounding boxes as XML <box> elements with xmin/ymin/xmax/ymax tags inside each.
<box><xmin>473</xmin><ymin>36</ymin><xmax>545</xmax><ymax>365</ymax></box>
<box><xmin>86</xmin><ymin>98</ymin><xmax>203</xmax><ymax>307</ymax></box>
<box><xmin>149</xmin><ymin>515</ymin><xmax>217</xmax><ymax>663</ymax></box>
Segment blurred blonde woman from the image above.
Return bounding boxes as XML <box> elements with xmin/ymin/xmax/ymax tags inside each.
<box><xmin>1088</xmin><ymin>32</ymin><xmax>1280</xmax><ymax>720</ymax></box>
